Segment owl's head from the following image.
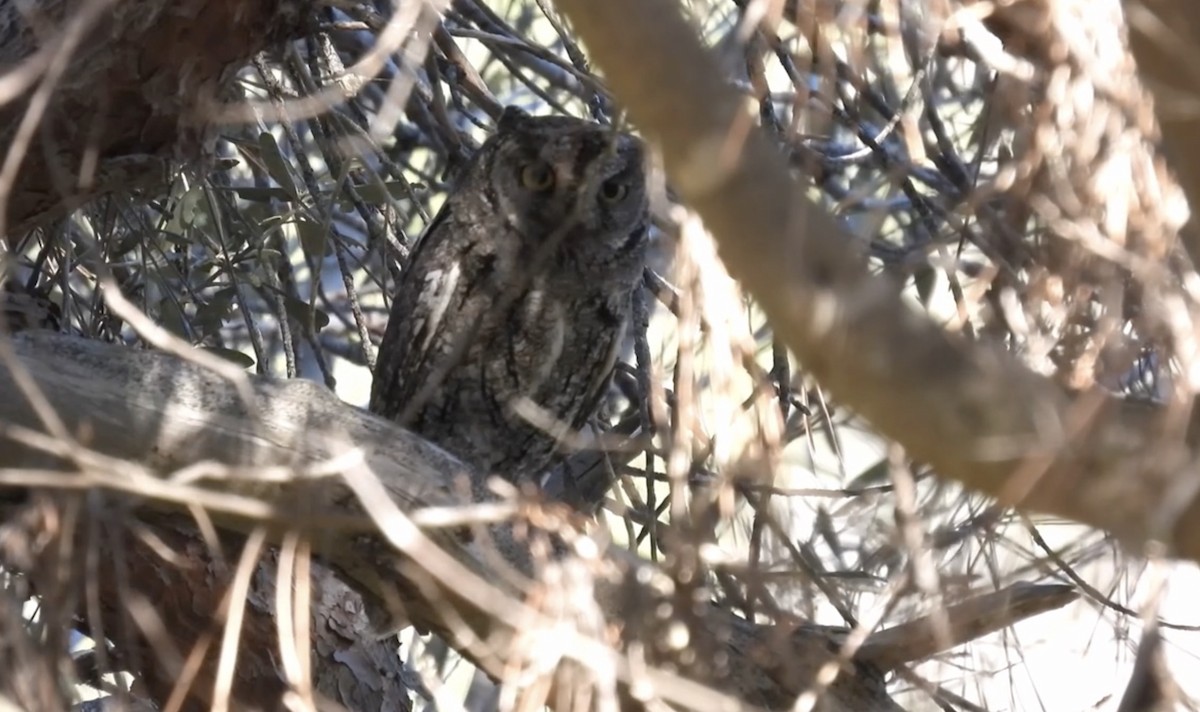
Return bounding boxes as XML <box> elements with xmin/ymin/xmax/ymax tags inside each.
<box><xmin>468</xmin><ymin>106</ymin><xmax>649</xmax><ymax>287</ymax></box>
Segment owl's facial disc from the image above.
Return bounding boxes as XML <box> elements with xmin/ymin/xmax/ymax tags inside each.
<box><xmin>514</xmin><ymin>133</ymin><xmax>645</xmax><ymax>236</ymax></box>
<box><xmin>473</xmin><ymin>112</ymin><xmax>649</xmax><ymax>286</ymax></box>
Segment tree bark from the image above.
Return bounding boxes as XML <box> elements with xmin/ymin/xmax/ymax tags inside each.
<box><xmin>1125</xmin><ymin>0</ymin><xmax>1200</xmax><ymax>268</ymax></box>
<box><xmin>0</xmin><ymin>332</ymin><xmax>1077</xmax><ymax>711</ymax></box>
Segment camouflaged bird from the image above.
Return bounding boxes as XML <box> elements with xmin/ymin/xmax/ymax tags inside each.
<box><xmin>369</xmin><ymin>107</ymin><xmax>648</xmax><ymax>494</ymax></box>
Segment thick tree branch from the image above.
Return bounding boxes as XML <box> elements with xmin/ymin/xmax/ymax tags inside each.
<box><xmin>1125</xmin><ymin>0</ymin><xmax>1200</xmax><ymax>267</ymax></box>
<box><xmin>550</xmin><ymin>0</ymin><xmax>1200</xmax><ymax>561</ymax></box>
<box><xmin>0</xmin><ymin>332</ymin><xmax>1075</xmax><ymax>711</ymax></box>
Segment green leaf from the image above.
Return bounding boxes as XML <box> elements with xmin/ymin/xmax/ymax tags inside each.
<box><xmin>351</xmin><ymin>180</ymin><xmax>423</xmax><ymax>204</ymax></box>
<box><xmin>157</xmin><ymin>297</ymin><xmax>189</xmax><ymax>339</ymax></box>
<box><xmin>178</xmin><ymin>185</ymin><xmax>211</xmax><ymax>229</ymax></box>
<box><xmin>295</xmin><ymin>216</ymin><xmax>331</xmax><ymax>257</ymax></box>
<box><xmin>158</xmin><ymin>230</ymin><xmax>193</xmax><ymax>248</ymax></box>
<box><xmin>283</xmin><ymin>294</ymin><xmax>330</xmax><ymax>331</ymax></box>
<box><xmin>231</xmin><ymin>186</ymin><xmax>293</xmax><ymax>203</ymax></box>
<box><xmin>846</xmin><ymin>459</ymin><xmax>890</xmax><ymax>490</ymax></box>
<box><xmin>913</xmin><ymin>265</ymin><xmax>937</xmax><ymax>306</ymax></box>
<box><xmin>257</xmin><ymin>132</ymin><xmax>300</xmax><ymax>199</ymax></box>
<box><xmin>202</xmin><ymin>346</ymin><xmax>256</xmax><ymax>369</ymax></box>
<box><xmin>194</xmin><ymin>288</ymin><xmax>238</xmax><ymax>334</ymax></box>
<box><xmin>254</xmin><ymin>248</ymin><xmax>285</xmax><ymax>264</ymax></box>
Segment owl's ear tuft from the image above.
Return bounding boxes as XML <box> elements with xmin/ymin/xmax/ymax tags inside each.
<box><xmin>497</xmin><ymin>105</ymin><xmax>531</xmax><ymax>132</ymax></box>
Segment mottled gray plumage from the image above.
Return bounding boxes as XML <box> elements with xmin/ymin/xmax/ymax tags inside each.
<box><xmin>370</xmin><ymin>107</ymin><xmax>648</xmax><ymax>490</ymax></box>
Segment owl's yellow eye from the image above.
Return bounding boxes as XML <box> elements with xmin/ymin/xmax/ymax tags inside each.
<box><xmin>519</xmin><ymin>162</ymin><xmax>555</xmax><ymax>192</ymax></box>
<box><xmin>599</xmin><ymin>178</ymin><xmax>628</xmax><ymax>203</ymax></box>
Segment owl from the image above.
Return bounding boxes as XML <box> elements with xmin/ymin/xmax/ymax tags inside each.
<box><xmin>369</xmin><ymin>107</ymin><xmax>648</xmax><ymax>501</ymax></box>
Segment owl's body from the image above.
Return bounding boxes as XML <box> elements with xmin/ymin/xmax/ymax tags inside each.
<box><xmin>369</xmin><ymin>108</ymin><xmax>648</xmax><ymax>487</ymax></box>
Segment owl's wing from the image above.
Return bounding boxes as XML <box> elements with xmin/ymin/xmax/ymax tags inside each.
<box><xmin>368</xmin><ymin>204</ymin><xmax>486</xmax><ymax>423</ymax></box>
<box><xmin>571</xmin><ymin>314</ymin><xmax>624</xmax><ymax>432</ymax></box>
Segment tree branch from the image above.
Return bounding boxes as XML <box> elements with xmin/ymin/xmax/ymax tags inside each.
<box><xmin>1125</xmin><ymin>0</ymin><xmax>1200</xmax><ymax>267</ymax></box>
<box><xmin>550</xmin><ymin>0</ymin><xmax>1200</xmax><ymax>562</ymax></box>
<box><xmin>0</xmin><ymin>332</ymin><xmax>1076</xmax><ymax>711</ymax></box>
